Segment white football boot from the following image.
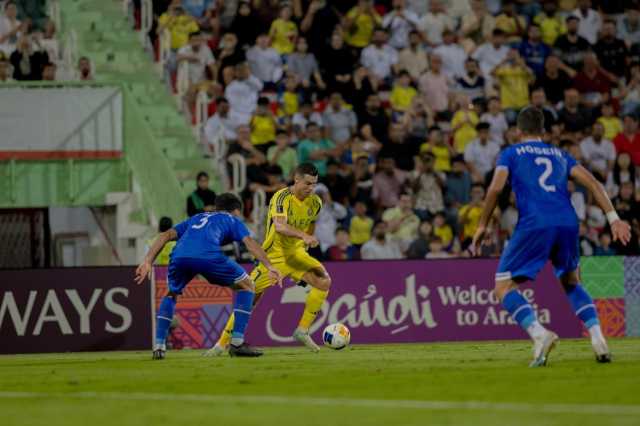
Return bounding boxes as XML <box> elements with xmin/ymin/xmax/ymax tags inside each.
<box><xmin>529</xmin><ymin>330</ymin><xmax>559</xmax><ymax>367</ymax></box>
<box><xmin>293</xmin><ymin>328</ymin><xmax>320</xmax><ymax>353</ymax></box>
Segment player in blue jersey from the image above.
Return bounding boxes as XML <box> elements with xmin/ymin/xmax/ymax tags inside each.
<box><xmin>471</xmin><ymin>107</ymin><xmax>631</xmax><ymax>367</ymax></box>
<box><xmin>135</xmin><ymin>193</ymin><xmax>282</xmax><ymax>359</ymax></box>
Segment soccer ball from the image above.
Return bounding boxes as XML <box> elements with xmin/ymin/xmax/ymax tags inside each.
<box><xmin>322</xmin><ymin>323</ymin><xmax>350</xmax><ymax>350</ymax></box>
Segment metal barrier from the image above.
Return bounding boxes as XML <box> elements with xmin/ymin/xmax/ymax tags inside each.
<box><xmin>194</xmin><ymin>90</ymin><xmax>209</xmax><ymax>141</ymax></box>
<box><xmin>62</xmin><ymin>30</ymin><xmax>78</xmax><ymax>74</ymax></box>
<box><xmin>175</xmin><ymin>61</ymin><xmax>190</xmax><ymax>110</ymax></box>
<box><xmin>49</xmin><ymin>0</ymin><xmax>61</xmax><ymax>33</ymax></box>
<box><xmin>227</xmin><ymin>153</ymin><xmax>246</xmax><ymax>194</ymax></box>
<box><xmin>251</xmin><ymin>188</ymin><xmax>267</xmax><ymax>242</ymax></box>
<box><xmin>140</xmin><ymin>0</ymin><xmax>153</xmax><ymax>46</ymax></box>
<box><xmin>158</xmin><ymin>29</ymin><xmax>172</xmax><ymax>75</ymax></box>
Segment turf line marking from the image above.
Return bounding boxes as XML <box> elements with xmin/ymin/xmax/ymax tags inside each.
<box><xmin>1</xmin><ymin>391</ymin><xmax>639</xmax><ymax>416</ymax></box>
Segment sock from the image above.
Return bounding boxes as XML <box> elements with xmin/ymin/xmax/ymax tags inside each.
<box><xmin>217</xmin><ymin>313</ymin><xmax>234</xmax><ymax>347</ymax></box>
<box><xmin>563</xmin><ymin>283</ymin><xmax>600</xmax><ymax>333</ymax></box>
<box><xmin>502</xmin><ymin>289</ymin><xmax>541</xmax><ymax>338</ymax></box>
<box><xmin>298</xmin><ymin>288</ymin><xmax>328</xmax><ymax>331</ymax></box>
<box><xmin>155</xmin><ymin>296</ymin><xmax>176</xmax><ymax>350</ymax></box>
<box><xmin>230</xmin><ymin>290</ymin><xmax>254</xmax><ymax>347</ymax></box>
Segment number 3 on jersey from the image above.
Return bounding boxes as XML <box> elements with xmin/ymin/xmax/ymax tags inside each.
<box><xmin>534</xmin><ymin>157</ymin><xmax>556</xmax><ymax>192</ymax></box>
<box><xmin>192</xmin><ymin>215</ymin><xmax>209</xmax><ymax>229</ymax></box>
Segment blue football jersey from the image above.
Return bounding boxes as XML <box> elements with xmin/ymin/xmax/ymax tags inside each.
<box><xmin>496</xmin><ymin>140</ymin><xmax>578</xmax><ymax>230</ymax></box>
<box><xmin>171</xmin><ymin>212</ymin><xmax>250</xmax><ymax>259</ymax></box>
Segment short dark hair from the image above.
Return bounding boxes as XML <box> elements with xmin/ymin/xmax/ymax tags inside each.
<box><xmin>566</xmin><ymin>15</ymin><xmax>579</xmax><ymax>23</ymax></box>
<box><xmin>158</xmin><ymin>216</ymin><xmax>173</xmax><ymax>232</ymax></box>
<box><xmin>294</xmin><ymin>162</ymin><xmax>319</xmax><ymax>177</ymax></box>
<box><xmin>189</xmin><ymin>31</ymin><xmax>202</xmax><ymax>39</ymax></box>
<box><xmin>196</xmin><ymin>171</ymin><xmax>209</xmax><ymax>181</ymax></box>
<box><xmin>476</xmin><ymin>122</ymin><xmax>491</xmax><ymax>131</ymax></box>
<box><xmin>216</xmin><ymin>96</ymin><xmax>228</xmax><ymax>104</ymax></box>
<box><xmin>215</xmin><ymin>192</ymin><xmax>243</xmax><ymax>212</ymax></box>
<box><xmin>257</xmin><ymin>96</ymin><xmax>270</xmax><ymax>106</ymax></box>
<box><xmin>516</xmin><ymin>107</ymin><xmax>545</xmax><ymax>135</ymax></box>
<box><xmin>492</xmin><ymin>29</ymin><xmax>505</xmax><ymax>37</ymax></box>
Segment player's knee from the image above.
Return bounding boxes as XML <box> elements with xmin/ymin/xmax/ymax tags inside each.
<box><xmin>559</xmin><ymin>271</ymin><xmax>580</xmax><ymax>289</ymax></box>
<box><xmin>316</xmin><ymin>274</ymin><xmax>332</xmax><ymax>291</ymax></box>
<box><xmin>236</xmin><ymin>278</ymin><xmax>255</xmax><ymax>292</ymax></box>
<box><xmin>493</xmin><ymin>280</ymin><xmax>516</xmax><ymax>301</ymax></box>
<box><xmin>167</xmin><ymin>291</ymin><xmax>179</xmax><ymax>301</ymax></box>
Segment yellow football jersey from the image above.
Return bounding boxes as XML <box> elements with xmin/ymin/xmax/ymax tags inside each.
<box><xmin>262</xmin><ymin>187</ymin><xmax>322</xmax><ymax>257</ymax></box>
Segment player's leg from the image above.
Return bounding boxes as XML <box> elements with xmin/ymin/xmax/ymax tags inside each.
<box><xmin>496</xmin><ymin>228</ymin><xmax>558</xmax><ymax>367</ymax></box>
<box><xmin>154</xmin><ymin>258</ymin><xmax>194</xmax><ymax>359</ymax></box>
<box><xmin>552</xmin><ymin>226</ymin><xmax>611</xmax><ymax>363</ymax></box>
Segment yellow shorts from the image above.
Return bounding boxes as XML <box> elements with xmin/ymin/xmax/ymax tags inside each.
<box><xmin>250</xmin><ymin>250</ymin><xmax>324</xmax><ymax>293</ymax></box>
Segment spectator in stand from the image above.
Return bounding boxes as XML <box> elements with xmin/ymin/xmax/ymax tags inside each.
<box><xmin>614</xmin><ymin>181</ymin><xmax>640</xmax><ymax>222</ymax></box>
<box><xmin>300</xmin><ymin>0</ymin><xmax>341</xmax><ymax>56</ymax></box>
<box><xmin>361</xmin><ymin>221</ymin><xmax>403</xmax><ymax>260</ymax></box>
<box><xmin>357</xmin><ymin>94</ymin><xmax>390</xmax><ymax>144</ymax></box>
<box><xmin>177</xmin><ymin>31</ymin><xmax>215</xmax><ymax>85</ymax></box>
<box><xmin>426</xmin><ymin>237</ymin><xmax>451</xmax><ymax>259</ymax></box>
<box><xmin>433</xmin><ymin>30</ymin><xmax>467</xmax><ymax>79</ymax></box>
<box><xmin>594</xmin><ymin>19</ymin><xmax>628</xmax><ymax>78</ymax></box>
<box><xmin>572</xmin><ymin>0</ymin><xmax>602</xmax><ymax>45</ymax></box>
<box><xmin>229</xmin><ymin>1</ymin><xmax>260</xmax><ymax>49</ymax></box>
<box><xmin>389</xmin><ymin>70</ymin><xmax>417</xmax><ymax>115</ymax></box>
<box><xmin>372</xmin><ymin>155</ymin><xmax>408</xmax><ymax>212</ymax></box>
<box><xmin>613</xmin><ymin>114</ymin><xmax>640</xmax><ymax>166</ymax></box>
<box><xmin>267</xmin><ymin>130</ymin><xmax>297</xmax><ymax>181</ymax></box>
<box><xmin>398</xmin><ymin>30</ymin><xmax>428</xmax><ymax>82</ymax></box>
<box><xmin>464</xmin><ymin>122</ymin><xmax>501</xmax><ymax>183</ymax></box>
<box><xmin>534</xmin><ymin>54</ymin><xmax>576</xmax><ymax>106</ymax></box>
<box><xmin>558</xmin><ymin>87</ymin><xmax>592</xmax><ymax>137</ymax></box>
<box><xmin>246</xmin><ymin>33</ymin><xmax>282</xmax><ymax>87</ymax></box>
<box><xmin>360</xmin><ymin>28</ymin><xmax>399</xmax><ymax>85</ymax></box>
<box><xmin>530</xmin><ymin>87</ymin><xmax>558</xmax><ymax>132</ymax></box>
<box><xmin>492</xmin><ymin>49</ymin><xmax>534</xmax><ymax>123</ymax></box>
<box><xmin>433</xmin><ymin>211</ymin><xmax>454</xmax><ymax>248</ymax></box>
<box><xmin>458</xmin><ymin>183</ymin><xmax>486</xmax><ymax>249</ymax></box>
<box><xmin>597</xmin><ymin>103</ymin><xmax>623</xmax><ymax>141</ymax></box>
<box><xmin>41</xmin><ymin>61</ymin><xmax>55</xmax><ymax>81</ymax></box>
<box><xmin>534</xmin><ymin>0</ymin><xmax>566</xmax><ymax>47</ymax></box>
<box><xmin>292</xmin><ymin>101</ymin><xmax>323</xmax><ymax>140</ymax></box>
<box><xmin>297</xmin><ymin>122</ymin><xmax>338</xmax><ymax>177</ymax></box>
<box><xmin>494</xmin><ymin>0</ymin><xmax>526</xmax><ymax>44</ymax></box>
<box><xmin>418</xmin><ymin>0</ymin><xmax>454</xmax><ymax>47</ymax></box>
<box><xmin>410</xmin><ymin>152</ymin><xmax>445</xmax><ymax>219</ymax></box>
<box><xmin>456</xmin><ymin>58</ymin><xmax>486</xmax><ymax>103</ymax></box>
<box><xmin>314</xmin><ymin>183</ymin><xmax>348</xmax><ymax>253</ymax></box>
<box><xmin>0</xmin><ymin>1</ymin><xmax>22</xmax><ymax>56</ymax></box>
<box><xmin>187</xmin><ymin>171</ymin><xmax>217</xmax><ymax>216</ymax></box>
<box><xmin>323</xmin><ymin>92</ymin><xmax>358</xmax><ymax>145</ymax></box>
<box><xmin>517</xmin><ymin>24</ymin><xmax>551</xmax><ymax>79</ymax></box>
<box><xmin>420</xmin><ymin>126</ymin><xmax>455</xmax><ymax>173</ymax></box>
<box><xmin>401</xmin><ymin>96</ymin><xmax>435</xmax><ymax>141</ymax></box>
<box><xmin>480</xmin><ymin>97</ymin><xmax>508</xmax><ymax>144</ymax></box>
<box><xmin>268</xmin><ymin>4</ymin><xmax>297</xmax><ymax>55</ymax></box>
<box><xmin>9</xmin><ymin>35</ymin><xmax>48</xmax><ymax>80</ymax></box>
<box><xmin>214</xmin><ymin>33</ymin><xmax>245</xmax><ymax>83</ymax></box>
<box><xmin>77</xmin><ymin>56</ymin><xmax>93</xmax><ymax>80</ymax></box>
<box><xmin>16</xmin><ymin>0</ymin><xmax>48</xmax><ymax>31</ymax></box>
<box><xmin>158</xmin><ymin>4</ymin><xmax>199</xmax><ymax>51</ymax></box>
<box><xmin>382</xmin><ymin>0</ymin><xmax>420</xmax><ymax>50</ymax></box>
<box><xmin>228</xmin><ymin>124</ymin><xmax>272</xmax><ymax>190</ymax></box>
<box><xmin>619</xmin><ymin>5</ymin><xmax>640</xmax><ymax>47</ymax></box>
<box><xmin>384</xmin><ymin>123</ymin><xmax>421</xmax><ymax>171</ymax></box>
<box><xmin>224</xmin><ymin>61</ymin><xmax>263</xmax><ymax>124</ymax></box>
<box><xmin>450</xmin><ymin>94</ymin><xmax>479</xmax><ymax>153</ymax></box>
<box><xmin>349</xmin><ymin>200</ymin><xmax>373</xmax><ymax>247</ymax></box>
<box><xmin>406</xmin><ymin>220</ymin><xmax>434</xmax><ymax>259</ymax></box>
<box><xmin>249</xmin><ymin>96</ymin><xmax>277</xmax><ymax>152</ymax></box>
<box><xmin>553</xmin><ymin>16</ymin><xmax>590</xmax><ymax>71</ymax></box>
<box><xmin>0</xmin><ymin>57</ymin><xmax>13</xmax><ymax>82</ymax></box>
<box><xmin>204</xmin><ymin>97</ymin><xmax>238</xmax><ymax>143</ymax></box>
<box><xmin>419</xmin><ymin>54</ymin><xmax>450</xmax><ymax>120</ymax></box>
<box><xmin>620</xmin><ymin>62</ymin><xmax>640</xmax><ymax>116</ymax></box>
<box><xmin>459</xmin><ymin>0</ymin><xmax>496</xmax><ymax>52</ymax></box>
<box><xmin>321</xmin><ymin>31</ymin><xmax>355</xmax><ymax>95</ymax></box>
<box><xmin>446</xmin><ymin>155</ymin><xmax>472</xmax><ymax>209</ymax></box>
<box><xmin>287</xmin><ymin>37</ymin><xmax>325</xmax><ymax>92</ymax></box>
<box><xmin>344</xmin><ymin>0</ymin><xmax>382</xmax><ymax>50</ymax></box>
<box><xmin>472</xmin><ymin>29</ymin><xmax>509</xmax><ymax>83</ymax></box>
<box><xmin>327</xmin><ymin>227</ymin><xmax>360</xmax><ymax>261</ymax></box>
<box><xmin>580</xmin><ymin>122</ymin><xmax>617</xmax><ymax>182</ymax></box>
<box><xmin>594</xmin><ymin>232</ymin><xmax>617</xmax><ymax>256</ymax></box>
<box><xmin>349</xmin><ymin>155</ymin><xmax>374</xmax><ymax>207</ymax></box>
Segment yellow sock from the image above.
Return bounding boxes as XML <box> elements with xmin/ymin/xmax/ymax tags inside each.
<box><xmin>298</xmin><ymin>288</ymin><xmax>328</xmax><ymax>331</ymax></box>
<box><xmin>217</xmin><ymin>313</ymin><xmax>235</xmax><ymax>347</ymax></box>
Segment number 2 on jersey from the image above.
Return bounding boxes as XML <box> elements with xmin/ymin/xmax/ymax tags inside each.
<box><xmin>534</xmin><ymin>157</ymin><xmax>556</xmax><ymax>192</ymax></box>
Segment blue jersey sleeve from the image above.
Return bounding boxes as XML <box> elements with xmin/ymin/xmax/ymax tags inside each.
<box><xmin>231</xmin><ymin>217</ymin><xmax>250</xmax><ymax>242</ymax></box>
<box><xmin>562</xmin><ymin>150</ymin><xmax>578</xmax><ymax>173</ymax></box>
<box><xmin>496</xmin><ymin>147</ymin><xmax>513</xmax><ymax>171</ymax></box>
<box><xmin>173</xmin><ymin>218</ymin><xmax>191</xmax><ymax>239</ymax></box>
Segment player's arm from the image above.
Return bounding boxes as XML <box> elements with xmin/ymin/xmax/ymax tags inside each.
<box><xmin>242</xmin><ymin>236</ymin><xmax>283</xmax><ymax>287</ymax></box>
<box><xmin>571</xmin><ymin>165</ymin><xmax>631</xmax><ymax>245</ymax></box>
<box><xmin>134</xmin><ymin>229</ymin><xmax>178</xmax><ymax>284</ymax></box>
<box><xmin>273</xmin><ymin>215</ymin><xmax>319</xmax><ymax>247</ymax></box>
<box><xmin>470</xmin><ymin>167</ymin><xmax>509</xmax><ymax>256</ymax></box>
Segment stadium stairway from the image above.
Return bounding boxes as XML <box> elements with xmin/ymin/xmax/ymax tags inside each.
<box><xmin>59</xmin><ymin>0</ymin><xmax>222</xmax><ymax>225</ymax></box>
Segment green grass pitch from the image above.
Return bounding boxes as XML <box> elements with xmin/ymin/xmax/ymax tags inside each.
<box><xmin>1</xmin><ymin>339</ymin><xmax>640</xmax><ymax>426</ymax></box>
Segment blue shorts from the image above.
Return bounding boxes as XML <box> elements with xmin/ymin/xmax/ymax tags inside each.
<box><xmin>167</xmin><ymin>256</ymin><xmax>248</xmax><ymax>294</ymax></box>
<box><xmin>496</xmin><ymin>225</ymin><xmax>579</xmax><ymax>282</ymax></box>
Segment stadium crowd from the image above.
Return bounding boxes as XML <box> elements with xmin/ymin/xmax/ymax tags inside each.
<box><xmin>157</xmin><ymin>0</ymin><xmax>640</xmax><ymax>260</ymax></box>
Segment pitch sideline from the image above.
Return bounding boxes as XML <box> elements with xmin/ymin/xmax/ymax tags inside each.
<box><xmin>0</xmin><ymin>391</ymin><xmax>639</xmax><ymax>416</ymax></box>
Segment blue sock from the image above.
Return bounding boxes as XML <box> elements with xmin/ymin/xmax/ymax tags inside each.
<box><xmin>563</xmin><ymin>284</ymin><xmax>599</xmax><ymax>329</ymax></box>
<box><xmin>231</xmin><ymin>290</ymin><xmax>255</xmax><ymax>346</ymax></box>
<box><xmin>155</xmin><ymin>296</ymin><xmax>176</xmax><ymax>348</ymax></box>
<box><xmin>502</xmin><ymin>289</ymin><xmax>536</xmax><ymax>330</ymax></box>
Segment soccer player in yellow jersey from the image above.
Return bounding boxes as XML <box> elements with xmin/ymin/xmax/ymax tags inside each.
<box><xmin>208</xmin><ymin>163</ymin><xmax>331</xmax><ymax>354</ymax></box>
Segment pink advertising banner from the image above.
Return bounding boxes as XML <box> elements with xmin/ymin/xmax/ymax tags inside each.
<box><xmin>154</xmin><ymin>259</ymin><xmax>583</xmax><ymax>348</ymax></box>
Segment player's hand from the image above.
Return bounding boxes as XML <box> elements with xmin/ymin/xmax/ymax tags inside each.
<box><xmin>303</xmin><ymin>235</ymin><xmax>319</xmax><ymax>248</ymax></box>
<box><xmin>469</xmin><ymin>225</ymin><xmax>487</xmax><ymax>257</ymax></box>
<box><xmin>134</xmin><ymin>261</ymin><xmax>152</xmax><ymax>285</ymax></box>
<box><xmin>267</xmin><ymin>267</ymin><xmax>284</xmax><ymax>287</ymax></box>
<box><xmin>611</xmin><ymin>220</ymin><xmax>632</xmax><ymax>246</ymax></box>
